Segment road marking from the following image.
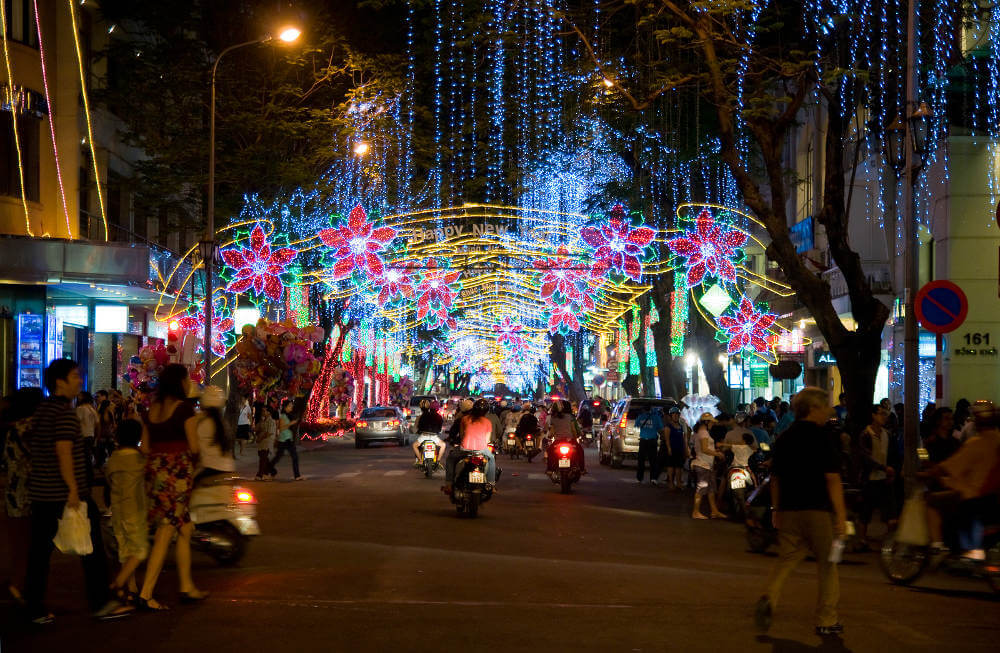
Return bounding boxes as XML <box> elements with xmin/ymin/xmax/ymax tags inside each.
<box><xmin>335</xmin><ymin>471</ymin><xmax>361</xmax><ymax>479</ymax></box>
<box><xmin>384</xmin><ymin>470</ymin><xmax>406</xmax><ymax>476</ymax></box>
<box><xmin>527</xmin><ymin>473</ymin><xmax>547</xmax><ymax>480</ymax></box>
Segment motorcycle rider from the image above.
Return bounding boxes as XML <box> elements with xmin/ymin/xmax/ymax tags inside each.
<box><xmin>545</xmin><ymin>400</ymin><xmax>586</xmax><ymax>474</ymax></box>
<box><xmin>412</xmin><ymin>399</ymin><xmax>446</xmax><ymax>465</ymax></box>
<box><xmin>443</xmin><ymin>399</ymin><xmax>497</xmax><ymax>493</ymax></box>
<box><xmin>515</xmin><ymin>404</ymin><xmax>541</xmax><ymax>444</ymax></box>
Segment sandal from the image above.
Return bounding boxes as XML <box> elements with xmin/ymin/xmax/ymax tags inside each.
<box><xmin>179</xmin><ymin>590</ymin><xmax>210</xmax><ymax>604</ymax></box>
<box><xmin>93</xmin><ymin>599</ymin><xmax>134</xmax><ymax>621</ymax></box>
<box><xmin>135</xmin><ymin>596</ymin><xmax>170</xmax><ymax>612</ymax></box>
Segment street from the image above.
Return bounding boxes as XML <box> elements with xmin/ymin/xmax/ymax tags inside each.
<box><xmin>2</xmin><ymin>438</ymin><xmax>998</xmax><ymax>653</ymax></box>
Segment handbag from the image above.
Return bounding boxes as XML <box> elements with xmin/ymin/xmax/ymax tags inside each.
<box><xmin>895</xmin><ymin>492</ymin><xmax>930</xmax><ymax>546</ymax></box>
<box><xmin>53</xmin><ymin>503</ymin><xmax>94</xmax><ymax>556</ymax></box>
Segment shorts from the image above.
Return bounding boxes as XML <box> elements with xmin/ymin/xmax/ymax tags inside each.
<box><xmin>694</xmin><ymin>465</ymin><xmax>714</xmax><ymax>496</ymax></box>
<box><xmin>237</xmin><ymin>424</ymin><xmax>251</xmax><ymax>440</ymax></box>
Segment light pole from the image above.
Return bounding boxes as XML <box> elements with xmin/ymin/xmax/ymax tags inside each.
<box><xmin>202</xmin><ymin>25</ymin><xmax>301</xmax><ymax>383</ymax></box>
<box><xmin>888</xmin><ymin>0</ymin><xmax>933</xmax><ymax>495</ymax></box>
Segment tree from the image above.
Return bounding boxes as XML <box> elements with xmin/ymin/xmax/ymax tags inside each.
<box><xmin>567</xmin><ymin>1</ymin><xmax>921</xmax><ymax>427</ymax></box>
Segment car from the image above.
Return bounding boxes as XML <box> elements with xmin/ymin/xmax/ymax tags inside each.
<box><xmin>407</xmin><ymin>394</ymin><xmax>438</xmax><ymax>432</ymax></box>
<box><xmin>599</xmin><ymin>397</ymin><xmax>676</xmax><ymax>468</ymax></box>
<box><xmin>354</xmin><ymin>406</ymin><xmax>410</xmax><ymax>448</ymax></box>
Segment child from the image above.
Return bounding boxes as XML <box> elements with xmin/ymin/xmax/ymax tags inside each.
<box><xmin>105</xmin><ymin>419</ymin><xmax>148</xmax><ymax>602</ymax></box>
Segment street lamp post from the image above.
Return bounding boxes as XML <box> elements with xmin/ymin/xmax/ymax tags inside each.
<box><xmin>203</xmin><ymin>26</ymin><xmax>301</xmax><ymax>383</ymax></box>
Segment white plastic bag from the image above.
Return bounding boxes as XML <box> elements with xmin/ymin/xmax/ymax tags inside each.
<box><xmin>53</xmin><ymin>503</ymin><xmax>94</xmax><ymax>556</ymax></box>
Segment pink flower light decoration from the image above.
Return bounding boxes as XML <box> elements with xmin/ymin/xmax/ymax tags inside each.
<box><xmin>580</xmin><ymin>204</ymin><xmax>655</xmax><ymax>281</ymax></box>
<box><xmin>415</xmin><ymin>258</ymin><xmax>461</xmax><ymax>330</ymax></box>
<box><xmin>221</xmin><ymin>224</ymin><xmax>297</xmax><ymax>301</ymax></box>
<box><xmin>666</xmin><ymin>209</ymin><xmax>748</xmax><ymax>288</ymax></box>
<box><xmin>319</xmin><ymin>205</ymin><xmax>397</xmax><ymax>280</ymax></box>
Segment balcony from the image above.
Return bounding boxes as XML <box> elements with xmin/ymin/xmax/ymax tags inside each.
<box><xmin>821</xmin><ymin>263</ymin><xmax>894</xmax><ymax>299</ymax></box>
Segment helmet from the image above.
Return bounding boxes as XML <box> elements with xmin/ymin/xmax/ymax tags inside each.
<box><xmin>473</xmin><ymin>398</ymin><xmax>490</xmax><ymax>414</ymax></box>
<box><xmin>419</xmin><ymin>399</ymin><xmax>431</xmax><ymax>411</ymax></box>
<box><xmin>200</xmin><ymin>386</ymin><xmax>225</xmax><ymax>409</ymax></box>
<box><xmin>460</xmin><ymin>399</ymin><xmax>474</xmax><ymax>412</ymax></box>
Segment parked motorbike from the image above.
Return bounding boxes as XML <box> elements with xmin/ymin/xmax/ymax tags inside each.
<box><xmin>744</xmin><ymin>475</ymin><xmax>776</xmax><ymax>553</ymax></box>
<box><xmin>103</xmin><ymin>475</ymin><xmax>259</xmax><ymax>565</ymax></box>
<box><xmin>726</xmin><ymin>465</ymin><xmax>754</xmax><ymax>520</ymax></box>
<box><xmin>547</xmin><ymin>441</ymin><xmax>581</xmax><ymax>494</ymax></box>
<box><xmin>449</xmin><ymin>450</ymin><xmax>497</xmax><ymax>518</ymax></box>
<box><xmin>416</xmin><ymin>432</ymin><xmax>443</xmax><ymax>477</ymax></box>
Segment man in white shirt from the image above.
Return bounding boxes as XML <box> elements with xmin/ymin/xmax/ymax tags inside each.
<box><xmin>858</xmin><ymin>405</ymin><xmax>895</xmax><ymax>546</ymax></box>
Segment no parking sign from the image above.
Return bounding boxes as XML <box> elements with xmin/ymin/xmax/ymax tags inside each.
<box><xmin>914</xmin><ymin>280</ymin><xmax>968</xmax><ymax>335</ymax></box>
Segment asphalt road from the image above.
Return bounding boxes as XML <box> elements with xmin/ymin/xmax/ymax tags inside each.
<box><xmin>2</xmin><ymin>436</ymin><xmax>998</xmax><ymax>652</ymax></box>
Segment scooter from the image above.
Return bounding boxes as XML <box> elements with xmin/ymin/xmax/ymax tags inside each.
<box><xmin>744</xmin><ymin>475</ymin><xmax>776</xmax><ymax>553</ymax></box>
<box><xmin>546</xmin><ymin>440</ymin><xmax>582</xmax><ymax>494</ymax></box>
<box><xmin>448</xmin><ymin>450</ymin><xmax>497</xmax><ymax>518</ymax></box>
<box><xmin>506</xmin><ymin>431</ymin><xmax>521</xmax><ymax>460</ymax></box>
<box><xmin>523</xmin><ymin>432</ymin><xmax>540</xmax><ymax>463</ymax></box>
<box><xmin>726</xmin><ymin>465</ymin><xmax>754</xmax><ymax>520</ymax></box>
<box><xmin>102</xmin><ymin>475</ymin><xmax>259</xmax><ymax>566</ymax></box>
<box><xmin>415</xmin><ymin>433</ymin><xmax>443</xmax><ymax>477</ymax></box>
<box><xmin>880</xmin><ymin>500</ymin><xmax>1000</xmax><ymax>593</ymax></box>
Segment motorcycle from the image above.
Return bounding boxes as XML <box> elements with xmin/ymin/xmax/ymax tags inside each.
<box><xmin>449</xmin><ymin>450</ymin><xmax>497</xmax><ymax>518</ymax></box>
<box><xmin>103</xmin><ymin>475</ymin><xmax>259</xmax><ymax>565</ymax></box>
<box><xmin>726</xmin><ymin>465</ymin><xmax>754</xmax><ymax>520</ymax></box>
<box><xmin>416</xmin><ymin>432</ymin><xmax>443</xmax><ymax>477</ymax></box>
<box><xmin>880</xmin><ymin>498</ymin><xmax>1000</xmax><ymax>593</ymax></box>
<box><xmin>744</xmin><ymin>475</ymin><xmax>776</xmax><ymax>553</ymax></box>
<box><xmin>547</xmin><ymin>440</ymin><xmax>581</xmax><ymax>494</ymax></box>
<box><xmin>505</xmin><ymin>431</ymin><xmax>521</xmax><ymax>460</ymax></box>
<box><xmin>522</xmin><ymin>432</ymin><xmax>540</xmax><ymax>463</ymax></box>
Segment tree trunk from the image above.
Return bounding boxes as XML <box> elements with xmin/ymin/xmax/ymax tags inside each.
<box><xmin>830</xmin><ymin>330</ymin><xmax>882</xmax><ymax>435</ymax></box>
<box><xmin>691</xmin><ymin>314</ymin><xmax>728</xmax><ymax>407</ymax></box>
<box><xmin>550</xmin><ymin>333</ymin><xmax>587</xmax><ymax>402</ymax></box>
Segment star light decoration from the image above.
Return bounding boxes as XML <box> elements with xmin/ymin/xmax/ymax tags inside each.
<box><xmin>580</xmin><ymin>204</ymin><xmax>655</xmax><ymax>281</ymax></box>
<box><xmin>219</xmin><ymin>224</ymin><xmax>298</xmax><ymax>302</ymax></box>
<box><xmin>666</xmin><ymin>209</ymin><xmax>748</xmax><ymax>287</ymax></box>
<box><xmin>717</xmin><ymin>298</ymin><xmax>777</xmax><ymax>355</ymax></box>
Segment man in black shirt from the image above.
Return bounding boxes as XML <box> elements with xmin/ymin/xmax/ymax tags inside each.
<box><xmin>24</xmin><ymin>359</ymin><xmax>132</xmax><ymax>624</ymax></box>
<box><xmin>755</xmin><ymin>387</ymin><xmax>846</xmax><ymax>637</ymax></box>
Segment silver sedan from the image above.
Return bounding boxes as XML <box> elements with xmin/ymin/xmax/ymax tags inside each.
<box><xmin>354</xmin><ymin>406</ymin><xmax>409</xmax><ymax>448</ymax></box>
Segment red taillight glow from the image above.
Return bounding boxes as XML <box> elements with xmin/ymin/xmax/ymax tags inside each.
<box><xmin>558</xmin><ymin>445</ymin><xmax>571</xmax><ymax>455</ymax></box>
<box><xmin>468</xmin><ymin>456</ymin><xmax>486</xmax><ymax>466</ymax></box>
<box><xmin>356</xmin><ymin>420</ymin><xmax>368</xmax><ymax>428</ymax></box>
<box><xmin>235</xmin><ymin>490</ymin><xmax>254</xmax><ymax>503</ymax></box>
<box><xmin>388</xmin><ymin>419</ymin><xmax>400</xmax><ymax>427</ymax></box>
<box><xmin>592</xmin><ymin>401</ymin><xmax>600</xmax><ymax>406</ymax></box>
<box><xmin>526</xmin><ymin>435</ymin><xmax>532</xmax><ymax>440</ymax></box>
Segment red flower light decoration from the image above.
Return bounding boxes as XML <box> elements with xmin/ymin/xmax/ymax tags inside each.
<box><xmin>177</xmin><ymin>311</ymin><xmax>235</xmax><ymax>356</ymax></box>
<box><xmin>533</xmin><ymin>246</ymin><xmax>592</xmax><ymax>303</ymax></box>
<box><xmin>717</xmin><ymin>298</ymin><xmax>776</xmax><ymax>355</ymax></box>
<box><xmin>221</xmin><ymin>224</ymin><xmax>297</xmax><ymax>301</ymax></box>
<box><xmin>373</xmin><ymin>262</ymin><xmax>417</xmax><ymax>307</ymax></box>
<box><xmin>415</xmin><ymin>258</ymin><xmax>461</xmax><ymax>330</ymax></box>
<box><xmin>492</xmin><ymin>316</ymin><xmax>525</xmax><ymax>350</ymax></box>
<box><xmin>666</xmin><ymin>209</ymin><xmax>748</xmax><ymax>288</ymax></box>
<box><xmin>548</xmin><ymin>303</ymin><xmax>582</xmax><ymax>335</ymax></box>
<box><xmin>319</xmin><ymin>205</ymin><xmax>396</xmax><ymax>280</ymax></box>
<box><xmin>580</xmin><ymin>204</ymin><xmax>655</xmax><ymax>281</ymax></box>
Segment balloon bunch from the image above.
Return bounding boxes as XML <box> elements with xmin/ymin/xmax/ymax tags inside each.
<box><xmin>231</xmin><ymin>319</ymin><xmax>324</xmax><ymax>398</ymax></box>
<box><xmin>123</xmin><ymin>343</ymin><xmax>171</xmax><ymax>395</ymax></box>
<box><xmin>328</xmin><ymin>366</ymin><xmax>356</xmax><ymax>407</ymax></box>
<box><xmin>387</xmin><ymin>376</ymin><xmax>414</xmax><ymax>405</ymax></box>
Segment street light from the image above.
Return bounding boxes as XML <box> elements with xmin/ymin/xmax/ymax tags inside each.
<box><xmin>886</xmin><ymin>115</ymin><xmax>906</xmax><ymax>172</ymax></box>
<box><xmin>204</xmin><ymin>24</ymin><xmax>302</xmax><ymax>382</ymax></box>
<box><xmin>908</xmin><ymin>102</ymin><xmax>933</xmax><ymax>159</ymax></box>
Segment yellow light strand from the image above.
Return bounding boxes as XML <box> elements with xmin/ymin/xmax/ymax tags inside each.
<box><xmin>67</xmin><ymin>0</ymin><xmax>107</xmax><ymax>240</ymax></box>
<box><xmin>0</xmin><ymin>4</ymin><xmax>33</xmax><ymax>236</ymax></box>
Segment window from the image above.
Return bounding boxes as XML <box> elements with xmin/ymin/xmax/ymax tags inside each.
<box><xmin>4</xmin><ymin>0</ymin><xmax>38</xmax><ymax>47</ymax></box>
<box><xmin>0</xmin><ymin>111</ymin><xmax>40</xmax><ymax>202</ymax></box>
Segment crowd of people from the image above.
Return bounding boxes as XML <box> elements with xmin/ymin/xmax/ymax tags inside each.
<box><xmin>0</xmin><ymin>358</ymin><xmax>295</xmax><ymax>624</ymax></box>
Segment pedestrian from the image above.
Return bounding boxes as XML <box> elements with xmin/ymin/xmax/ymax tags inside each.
<box><xmin>749</xmin><ymin>414</ymin><xmax>771</xmax><ymax>447</ymax></box>
<box><xmin>24</xmin><ymin>359</ymin><xmax>133</xmax><ymax>624</ymax></box>
<box><xmin>76</xmin><ymin>391</ymin><xmax>100</xmax><ymax>482</ymax></box>
<box><xmin>754</xmin><ymin>386</ymin><xmax>847</xmax><ymax>637</ymax></box>
<box><xmin>691</xmin><ymin>413</ymin><xmax>726</xmax><ymax>519</ymax></box>
<box><xmin>137</xmin><ymin>363</ymin><xmax>207</xmax><ymax>611</ymax></box>
<box><xmin>2</xmin><ymin>387</ymin><xmax>42</xmax><ymax>605</ymax></box>
<box><xmin>255</xmin><ymin>400</ymin><xmax>277</xmax><ymax>481</ymax></box>
<box><xmin>194</xmin><ymin>387</ymin><xmax>236</xmax><ymax>483</ymax></box>
<box><xmin>834</xmin><ymin>393</ymin><xmax>849</xmax><ymax>422</ymax></box>
<box><xmin>635</xmin><ymin>406</ymin><xmax>664</xmax><ymax>485</ymax></box>
<box><xmin>663</xmin><ymin>407</ymin><xmax>687</xmax><ymax>489</ymax></box>
<box><xmin>270</xmin><ymin>398</ymin><xmax>304</xmax><ymax>480</ymax></box>
<box><xmin>236</xmin><ymin>397</ymin><xmax>253</xmax><ymax>456</ymax></box>
<box><xmin>105</xmin><ymin>419</ymin><xmax>148</xmax><ymax>604</ymax></box>
<box><xmin>858</xmin><ymin>404</ymin><xmax>896</xmax><ymax>548</ymax></box>
<box><xmin>923</xmin><ymin>407</ymin><xmax>959</xmax><ymax>463</ymax></box>
<box><xmin>725</xmin><ymin>411</ymin><xmax>755</xmax><ymax>447</ymax></box>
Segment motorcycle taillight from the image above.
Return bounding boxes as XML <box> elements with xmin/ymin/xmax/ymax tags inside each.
<box><xmin>468</xmin><ymin>456</ymin><xmax>486</xmax><ymax>466</ymax></box>
<box><xmin>558</xmin><ymin>445</ymin><xmax>571</xmax><ymax>455</ymax></box>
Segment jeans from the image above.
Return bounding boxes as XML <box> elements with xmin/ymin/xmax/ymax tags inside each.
<box><xmin>445</xmin><ymin>448</ymin><xmax>496</xmax><ymax>483</ymax></box>
<box><xmin>25</xmin><ymin>498</ymin><xmax>111</xmax><ymax>618</ymax></box>
<box><xmin>765</xmin><ymin>510</ymin><xmax>839</xmax><ymax>627</ymax></box>
<box><xmin>637</xmin><ymin>438</ymin><xmax>659</xmax><ymax>482</ymax></box>
<box><xmin>270</xmin><ymin>440</ymin><xmax>301</xmax><ymax>478</ymax></box>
